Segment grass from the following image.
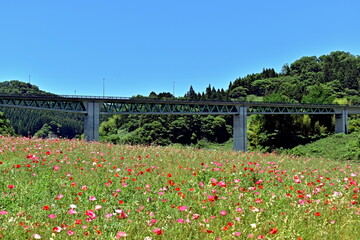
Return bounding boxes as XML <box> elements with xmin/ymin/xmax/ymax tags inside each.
<box><xmin>285</xmin><ymin>132</ymin><xmax>360</xmax><ymax>161</ymax></box>
<box><xmin>0</xmin><ymin>136</ymin><xmax>359</xmax><ymax>239</ymax></box>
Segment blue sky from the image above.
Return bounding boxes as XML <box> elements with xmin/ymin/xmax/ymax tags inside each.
<box><xmin>1</xmin><ymin>0</ymin><xmax>359</xmax><ymax>97</ymax></box>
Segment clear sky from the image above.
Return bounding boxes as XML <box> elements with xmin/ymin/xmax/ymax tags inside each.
<box><xmin>1</xmin><ymin>0</ymin><xmax>359</xmax><ymax>97</ymax></box>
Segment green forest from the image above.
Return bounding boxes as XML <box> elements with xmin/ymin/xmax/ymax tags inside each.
<box><xmin>1</xmin><ymin>51</ymin><xmax>360</xmax><ymax>152</ymax></box>
<box><xmin>0</xmin><ymin>80</ymin><xmax>84</xmax><ymax>138</ymax></box>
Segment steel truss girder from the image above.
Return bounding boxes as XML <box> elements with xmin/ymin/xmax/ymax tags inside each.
<box><xmin>0</xmin><ymin>95</ymin><xmax>351</xmax><ymax>115</ymax></box>
<box><xmin>248</xmin><ymin>105</ymin><xmax>336</xmax><ymax>114</ymax></box>
<box><xmin>100</xmin><ymin>102</ymin><xmax>338</xmax><ymax>115</ymax></box>
<box><xmin>100</xmin><ymin>102</ymin><xmax>239</xmax><ymax>114</ymax></box>
<box><xmin>0</xmin><ymin>98</ymin><xmax>86</xmax><ymax>113</ymax></box>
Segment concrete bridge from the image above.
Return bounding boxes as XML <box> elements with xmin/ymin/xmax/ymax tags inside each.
<box><xmin>0</xmin><ymin>95</ymin><xmax>358</xmax><ymax>151</ymax></box>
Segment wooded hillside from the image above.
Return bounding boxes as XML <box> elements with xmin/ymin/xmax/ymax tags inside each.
<box><xmin>0</xmin><ymin>80</ymin><xmax>83</xmax><ymax>138</ymax></box>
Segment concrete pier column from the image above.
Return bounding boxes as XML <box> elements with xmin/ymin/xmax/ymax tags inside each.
<box><xmin>83</xmin><ymin>101</ymin><xmax>100</xmax><ymax>141</ymax></box>
<box><xmin>233</xmin><ymin>106</ymin><xmax>247</xmax><ymax>152</ymax></box>
<box><xmin>335</xmin><ymin>109</ymin><xmax>348</xmax><ymax>134</ymax></box>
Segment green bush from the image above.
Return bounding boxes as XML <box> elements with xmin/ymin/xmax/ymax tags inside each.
<box><xmin>285</xmin><ymin>132</ymin><xmax>360</xmax><ymax>161</ymax></box>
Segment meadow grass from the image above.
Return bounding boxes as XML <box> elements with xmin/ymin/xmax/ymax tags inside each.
<box><xmin>0</xmin><ymin>136</ymin><xmax>359</xmax><ymax>239</ymax></box>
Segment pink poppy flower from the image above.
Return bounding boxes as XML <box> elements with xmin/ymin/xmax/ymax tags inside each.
<box><xmin>116</xmin><ymin>231</ymin><xmax>127</xmax><ymax>238</ymax></box>
<box><xmin>220</xmin><ymin>210</ymin><xmax>227</xmax><ymax>216</ymax></box>
<box><xmin>89</xmin><ymin>196</ymin><xmax>96</xmax><ymax>201</ymax></box>
<box><xmin>0</xmin><ymin>211</ymin><xmax>8</xmax><ymax>215</ymax></box>
<box><xmin>178</xmin><ymin>206</ymin><xmax>188</xmax><ymax>211</ymax></box>
<box><xmin>85</xmin><ymin>210</ymin><xmax>96</xmax><ymax>219</ymax></box>
<box><xmin>236</xmin><ymin>208</ymin><xmax>243</xmax><ymax>212</ymax></box>
<box><xmin>217</xmin><ymin>181</ymin><xmax>226</xmax><ymax>187</ymax></box>
<box><xmin>55</xmin><ymin>194</ymin><xmax>63</xmax><ymax>200</ymax></box>
<box><xmin>192</xmin><ymin>214</ymin><xmax>200</xmax><ymax>219</ymax></box>
<box><xmin>48</xmin><ymin>214</ymin><xmax>57</xmax><ymax>219</ymax></box>
<box><xmin>68</xmin><ymin>209</ymin><xmax>77</xmax><ymax>214</ymax></box>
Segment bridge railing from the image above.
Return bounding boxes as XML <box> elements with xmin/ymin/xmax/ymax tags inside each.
<box><xmin>59</xmin><ymin>95</ymin><xmax>131</xmax><ymax>100</ymax></box>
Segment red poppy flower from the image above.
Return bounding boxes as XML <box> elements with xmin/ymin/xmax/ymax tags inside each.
<box><xmin>42</xmin><ymin>205</ymin><xmax>50</xmax><ymax>210</ymax></box>
<box><xmin>153</xmin><ymin>228</ymin><xmax>163</xmax><ymax>235</ymax></box>
<box><xmin>269</xmin><ymin>227</ymin><xmax>278</xmax><ymax>234</ymax></box>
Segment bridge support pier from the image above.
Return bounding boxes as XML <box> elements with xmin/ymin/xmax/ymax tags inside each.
<box><xmin>233</xmin><ymin>106</ymin><xmax>247</xmax><ymax>152</ymax></box>
<box><xmin>84</xmin><ymin>101</ymin><xmax>100</xmax><ymax>141</ymax></box>
<box><xmin>335</xmin><ymin>109</ymin><xmax>348</xmax><ymax>134</ymax></box>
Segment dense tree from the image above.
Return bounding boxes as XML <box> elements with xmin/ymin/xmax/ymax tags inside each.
<box><xmin>0</xmin><ymin>112</ymin><xmax>15</xmax><ymax>136</ymax></box>
<box><xmin>185</xmin><ymin>86</ymin><xmax>197</xmax><ymax>99</ymax></box>
<box><xmin>301</xmin><ymin>84</ymin><xmax>335</xmax><ymax>104</ymax></box>
<box><xmin>229</xmin><ymin>86</ymin><xmax>247</xmax><ymax>99</ymax></box>
<box><xmin>0</xmin><ymin>80</ymin><xmax>55</xmax><ymax>96</ymax></box>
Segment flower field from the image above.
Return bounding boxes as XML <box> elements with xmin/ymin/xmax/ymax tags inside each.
<box><xmin>0</xmin><ymin>136</ymin><xmax>359</xmax><ymax>239</ymax></box>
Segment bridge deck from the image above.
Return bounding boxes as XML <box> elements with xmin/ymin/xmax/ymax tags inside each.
<box><xmin>1</xmin><ymin>94</ymin><xmax>358</xmax><ymax>115</ymax></box>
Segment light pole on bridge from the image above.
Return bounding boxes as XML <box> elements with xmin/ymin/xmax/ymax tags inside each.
<box><xmin>103</xmin><ymin>78</ymin><xmax>105</xmax><ymax>97</ymax></box>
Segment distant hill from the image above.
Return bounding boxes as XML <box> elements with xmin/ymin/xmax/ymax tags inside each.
<box><xmin>0</xmin><ymin>80</ymin><xmax>56</xmax><ymax>96</ymax></box>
